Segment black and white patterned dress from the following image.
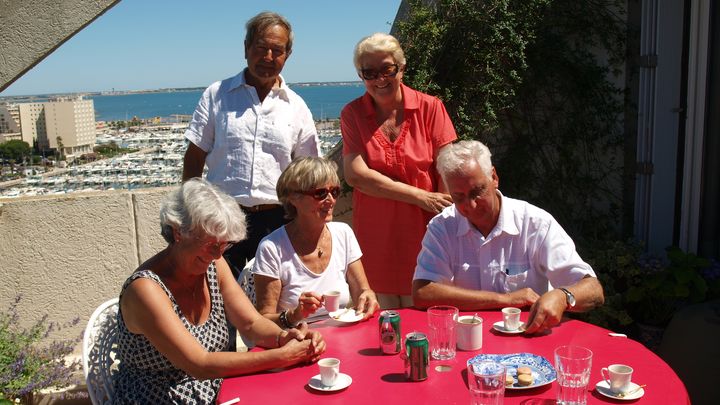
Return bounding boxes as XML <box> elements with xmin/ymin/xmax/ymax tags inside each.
<box><xmin>112</xmin><ymin>263</ymin><xmax>230</xmax><ymax>404</ymax></box>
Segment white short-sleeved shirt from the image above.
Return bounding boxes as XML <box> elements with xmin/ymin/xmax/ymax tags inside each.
<box><xmin>252</xmin><ymin>222</ymin><xmax>362</xmax><ymax>318</ymax></box>
<box><xmin>413</xmin><ymin>191</ymin><xmax>596</xmax><ymax>294</ymax></box>
<box><xmin>185</xmin><ymin>70</ymin><xmax>320</xmax><ymax>206</ymax></box>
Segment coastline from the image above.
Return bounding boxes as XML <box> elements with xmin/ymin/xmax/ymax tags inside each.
<box><xmin>0</xmin><ymin>81</ymin><xmax>364</xmax><ymax>101</ymax></box>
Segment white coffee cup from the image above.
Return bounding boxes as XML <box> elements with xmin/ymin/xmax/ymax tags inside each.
<box><xmin>502</xmin><ymin>307</ymin><xmax>521</xmax><ymax>331</ymax></box>
<box><xmin>323</xmin><ymin>291</ymin><xmax>341</xmax><ymax>313</ymax></box>
<box><xmin>456</xmin><ymin>315</ymin><xmax>483</xmax><ymax>350</ymax></box>
<box><xmin>601</xmin><ymin>364</ymin><xmax>633</xmax><ymax>394</ymax></box>
<box><xmin>318</xmin><ymin>357</ymin><xmax>341</xmax><ymax>386</ymax></box>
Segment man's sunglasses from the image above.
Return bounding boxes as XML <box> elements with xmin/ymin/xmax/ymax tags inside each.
<box><xmin>300</xmin><ymin>186</ymin><xmax>341</xmax><ymax>201</ymax></box>
<box><xmin>360</xmin><ymin>64</ymin><xmax>400</xmax><ymax>81</ymax></box>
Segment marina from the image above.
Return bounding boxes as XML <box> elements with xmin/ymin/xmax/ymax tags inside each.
<box><xmin>0</xmin><ymin>124</ymin><xmax>343</xmax><ymax>199</ymax></box>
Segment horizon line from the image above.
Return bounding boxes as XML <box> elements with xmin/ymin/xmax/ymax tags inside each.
<box><xmin>0</xmin><ymin>80</ymin><xmax>365</xmax><ymax>100</ymax></box>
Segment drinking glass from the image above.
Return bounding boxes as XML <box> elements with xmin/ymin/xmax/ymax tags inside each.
<box><xmin>427</xmin><ymin>305</ymin><xmax>459</xmax><ymax>360</ymax></box>
<box><xmin>554</xmin><ymin>345</ymin><xmax>593</xmax><ymax>405</ymax></box>
<box><xmin>467</xmin><ymin>360</ymin><xmax>506</xmax><ymax>405</ymax></box>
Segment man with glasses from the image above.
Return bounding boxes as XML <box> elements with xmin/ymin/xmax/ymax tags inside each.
<box><xmin>412</xmin><ymin>140</ymin><xmax>605</xmax><ymax>334</ymax></box>
<box><xmin>183</xmin><ymin>11</ymin><xmax>319</xmax><ymax>277</ymax></box>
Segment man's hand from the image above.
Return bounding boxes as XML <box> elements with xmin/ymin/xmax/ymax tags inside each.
<box><xmin>506</xmin><ymin>288</ymin><xmax>540</xmax><ymax>308</ymax></box>
<box><xmin>523</xmin><ymin>289</ymin><xmax>567</xmax><ymax>334</ymax></box>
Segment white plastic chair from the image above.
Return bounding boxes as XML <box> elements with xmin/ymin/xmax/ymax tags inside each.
<box><xmin>82</xmin><ymin>298</ymin><xmax>120</xmax><ymax>405</ymax></box>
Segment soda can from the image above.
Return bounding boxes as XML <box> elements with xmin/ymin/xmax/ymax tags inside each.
<box><xmin>404</xmin><ymin>332</ymin><xmax>429</xmax><ymax>381</ymax></box>
<box><xmin>378</xmin><ymin>310</ymin><xmax>401</xmax><ymax>354</ymax></box>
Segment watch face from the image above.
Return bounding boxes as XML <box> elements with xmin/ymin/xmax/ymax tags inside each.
<box><xmin>561</xmin><ymin>288</ymin><xmax>576</xmax><ymax>307</ymax></box>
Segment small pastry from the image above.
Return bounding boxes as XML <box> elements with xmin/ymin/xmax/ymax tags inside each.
<box><xmin>517</xmin><ymin>373</ymin><xmax>534</xmax><ymax>386</ymax></box>
<box><xmin>505</xmin><ymin>373</ymin><xmax>514</xmax><ymax>386</ymax></box>
<box><xmin>517</xmin><ymin>366</ymin><xmax>532</xmax><ymax>376</ymax></box>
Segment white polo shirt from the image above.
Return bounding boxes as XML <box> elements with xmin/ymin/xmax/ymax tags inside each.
<box><xmin>185</xmin><ymin>70</ymin><xmax>320</xmax><ymax>206</ymax></box>
<box><xmin>413</xmin><ymin>191</ymin><xmax>596</xmax><ymax>294</ymax></box>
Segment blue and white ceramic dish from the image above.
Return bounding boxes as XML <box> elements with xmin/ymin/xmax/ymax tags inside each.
<box><xmin>467</xmin><ymin>353</ymin><xmax>557</xmax><ymax>390</ymax></box>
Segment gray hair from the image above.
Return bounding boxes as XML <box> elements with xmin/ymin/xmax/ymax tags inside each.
<box><xmin>245</xmin><ymin>11</ymin><xmax>294</xmax><ymax>53</ymax></box>
<box><xmin>437</xmin><ymin>140</ymin><xmax>493</xmax><ymax>181</ymax></box>
<box><xmin>277</xmin><ymin>157</ymin><xmax>340</xmax><ymax>219</ymax></box>
<box><xmin>353</xmin><ymin>33</ymin><xmax>406</xmax><ymax>71</ymax></box>
<box><xmin>160</xmin><ymin>178</ymin><xmax>247</xmax><ymax>244</ymax></box>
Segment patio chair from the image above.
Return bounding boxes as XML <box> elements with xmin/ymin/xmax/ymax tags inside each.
<box><xmin>239</xmin><ymin>257</ymin><xmax>256</xmax><ymax>305</ymax></box>
<box><xmin>82</xmin><ymin>298</ymin><xmax>120</xmax><ymax>405</ymax></box>
<box><xmin>237</xmin><ymin>258</ymin><xmax>256</xmax><ymax>351</ymax></box>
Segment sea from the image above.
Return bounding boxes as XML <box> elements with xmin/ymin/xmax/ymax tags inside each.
<box><xmin>88</xmin><ymin>83</ymin><xmax>366</xmax><ymax>122</ymax></box>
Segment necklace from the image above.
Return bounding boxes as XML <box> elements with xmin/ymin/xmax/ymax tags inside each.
<box><xmin>316</xmin><ymin>226</ymin><xmax>327</xmax><ymax>257</ymax></box>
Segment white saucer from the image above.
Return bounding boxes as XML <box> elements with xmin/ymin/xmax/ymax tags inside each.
<box><xmin>492</xmin><ymin>320</ymin><xmax>525</xmax><ymax>334</ymax></box>
<box><xmin>308</xmin><ymin>373</ymin><xmax>353</xmax><ymax>391</ymax></box>
<box><xmin>329</xmin><ymin>309</ymin><xmax>364</xmax><ymax>323</ymax></box>
<box><xmin>595</xmin><ymin>380</ymin><xmax>644</xmax><ymax>400</ymax></box>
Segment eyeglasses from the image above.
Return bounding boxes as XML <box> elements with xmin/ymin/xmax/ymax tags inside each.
<box><xmin>360</xmin><ymin>64</ymin><xmax>400</xmax><ymax>81</ymax></box>
<box><xmin>194</xmin><ymin>235</ymin><xmax>236</xmax><ymax>252</ymax></box>
<box><xmin>300</xmin><ymin>186</ymin><xmax>341</xmax><ymax>201</ymax></box>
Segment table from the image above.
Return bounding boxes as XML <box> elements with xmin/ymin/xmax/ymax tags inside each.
<box><xmin>218</xmin><ymin>309</ymin><xmax>689</xmax><ymax>404</ymax></box>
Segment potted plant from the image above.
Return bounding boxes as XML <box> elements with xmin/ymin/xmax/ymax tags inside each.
<box><xmin>578</xmin><ymin>242</ymin><xmax>720</xmax><ymax>350</ymax></box>
<box><xmin>0</xmin><ymin>296</ymin><xmax>81</xmax><ymax>404</ymax></box>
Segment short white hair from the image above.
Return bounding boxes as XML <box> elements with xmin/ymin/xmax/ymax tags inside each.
<box><xmin>437</xmin><ymin>140</ymin><xmax>493</xmax><ymax>181</ymax></box>
<box><xmin>353</xmin><ymin>33</ymin><xmax>406</xmax><ymax>71</ymax></box>
<box><xmin>159</xmin><ymin>178</ymin><xmax>247</xmax><ymax>243</ymax></box>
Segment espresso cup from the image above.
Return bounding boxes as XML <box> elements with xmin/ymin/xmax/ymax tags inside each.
<box><xmin>601</xmin><ymin>364</ymin><xmax>633</xmax><ymax>394</ymax></box>
<box><xmin>323</xmin><ymin>290</ymin><xmax>341</xmax><ymax>313</ymax></box>
<box><xmin>501</xmin><ymin>307</ymin><xmax>521</xmax><ymax>331</ymax></box>
<box><xmin>318</xmin><ymin>357</ymin><xmax>341</xmax><ymax>386</ymax></box>
<box><xmin>456</xmin><ymin>315</ymin><xmax>483</xmax><ymax>350</ymax></box>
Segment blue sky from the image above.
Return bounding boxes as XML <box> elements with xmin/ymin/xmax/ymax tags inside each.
<box><xmin>2</xmin><ymin>0</ymin><xmax>401</xmax><ymax>96</ymax></box>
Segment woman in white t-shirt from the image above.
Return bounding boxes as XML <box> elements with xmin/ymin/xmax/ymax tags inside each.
<box><xmin>252</xmin><ymin>157</ymin><xmax>379</xmax><ymax>328</ymax></box>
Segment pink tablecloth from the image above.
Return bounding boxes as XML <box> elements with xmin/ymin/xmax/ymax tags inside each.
<box><xmin>217</xmin><ymin>309</ymin><xmax>689</xmax><ymax>404</ymax></box>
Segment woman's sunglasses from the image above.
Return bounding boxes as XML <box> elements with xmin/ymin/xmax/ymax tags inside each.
<box><xmin>300</xmin><ymin>186</ymin><xmax>341</xmax><ymax>201</ymax></box>
<box><xmin>360</xmin><ymin>64</ymin><xmax>400</xmax><ymax>81</ymax></box>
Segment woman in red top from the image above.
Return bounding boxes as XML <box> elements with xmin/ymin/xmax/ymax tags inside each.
<box><xmin>341</xmin><ymin>33</ymin><xmax>457</xmax><ymax>308</ymax></box>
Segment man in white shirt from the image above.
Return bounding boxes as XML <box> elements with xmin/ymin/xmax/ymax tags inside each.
<box><xmin>412</xmin><ymin>140</ymin><xmax>604</xmax><ymax>334</ymax></box>
<box><xmin>183</xmin><ymin>12</ymin><xmax>320</xmax><ymax>276</ymax></box>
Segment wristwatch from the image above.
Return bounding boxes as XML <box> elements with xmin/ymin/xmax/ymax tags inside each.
<box><xmin>559</xmin><ymin>287</ymin><xmax>576</xmax><ymax>309</ymax></box>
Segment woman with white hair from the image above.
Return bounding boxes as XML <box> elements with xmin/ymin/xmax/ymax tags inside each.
<box><xmin>113</xmin><ymin>178</ymin><xmax>325</xmax><ymax>404</ymax></box>
<box><xmin>252</xmin><ymin>157</ymin><xmax>379</xmax><ymax>327</ymax></box>
<box><xmin>340</xmin><ymin>33</ymin><xmax>458</xmax><ymax>308</ymax></box>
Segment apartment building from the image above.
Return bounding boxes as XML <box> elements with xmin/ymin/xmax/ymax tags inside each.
<box><xmin>0</xmin><ymin>104</ymin><xmax>22</xmax><ymax>142</ymax></box>
<box><xmin>17</xmin><ymin>96</ymin><xmax>96</xmax><ymax>158</ymax></box>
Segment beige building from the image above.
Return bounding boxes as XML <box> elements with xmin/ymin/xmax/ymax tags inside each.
<box><xmin>17</xmin><ymin>96</ymin><xmax>96</xmax><ymax>157</ymax></box>
<box><xmin>44</xmin><ymin>97</ymin><xmax>96</xmax><ymax>157</ymax></box>
<box><xmin>0</xmin><ymin>103</ymin><xmax>22</xmax><ymax>142</ymax></box>
<box><xmin>18</xmin><ymin>101</ymin><xmax>47</xmax><ymax>148</ymax></box>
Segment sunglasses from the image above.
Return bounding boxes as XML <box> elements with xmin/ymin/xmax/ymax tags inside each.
<box><xmin>360</xmin><ymin>64</ymin><xmax>400</xmax><ymax>81</ymax></box>
<box><xmin>300</xmin><ymin>186</ymin><xmax>341</xmax><ymax>201</ymax></box>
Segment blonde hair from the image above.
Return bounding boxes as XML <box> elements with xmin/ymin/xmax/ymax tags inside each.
<box><xmin>353</xmin><ymin>33</ymin><xmax>406</xmax><ymax>71</ymax></box>
<box><xmin>276</xmin><ymin>157</ymin><xmax>340</xmax><ymax>219</ymax></box>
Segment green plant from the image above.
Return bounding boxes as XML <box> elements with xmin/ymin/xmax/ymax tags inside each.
<box><xmin>577</xmin><ymin>242</ymin><xmax>718</xmax><ymax>334</ymax></box>
<box><xmin>0</xmin><ymin>296</ymin><xmax>81</xmax><ymax>404</ymax></box>
<box><xmin>625</xmin><ymin>247</ymin><xmax>711</xmax><ymax>327</ymax></box>
<box><xmin>395</xmin><ymin>0</ymin><xmax>630</xmax><ymax>242</ymax></box>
